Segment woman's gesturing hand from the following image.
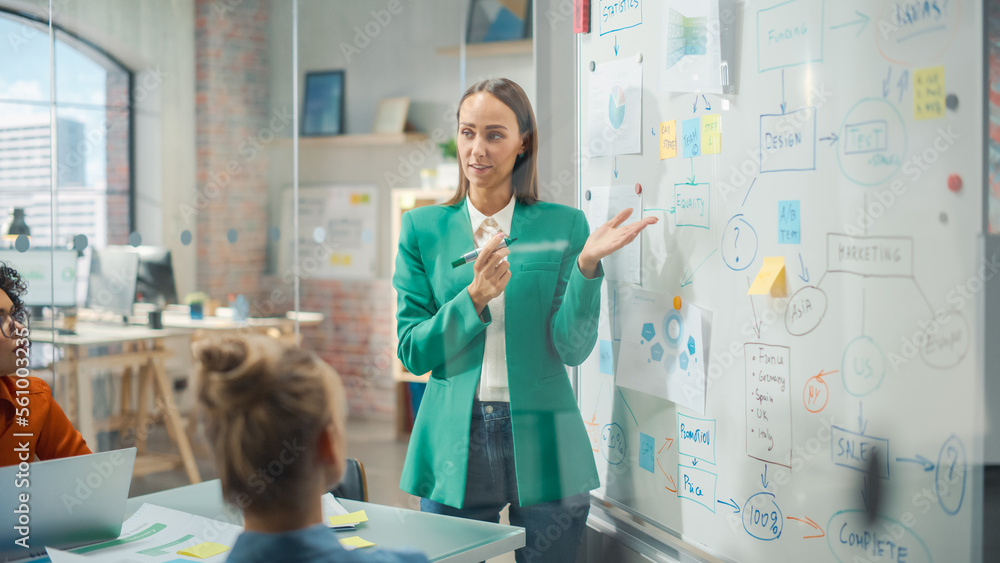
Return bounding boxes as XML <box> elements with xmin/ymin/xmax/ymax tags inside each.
<box><xmin>467</xmin><ymin>233</ymin><xmax>511</xmax><ymax>313</ymax></box>
<box><xmin>578</xmin><ymin>208</ymin><xmax>658</xmax><ymax>278</ymax></box>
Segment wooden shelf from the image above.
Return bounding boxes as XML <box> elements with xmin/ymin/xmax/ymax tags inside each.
<box><xmin>284</xmin><ymin>133</ymin><xmax>428</xmax><ymax>147</ymax></box>
<box><xmin>436</xmin><ymin>39</ymin><xmax>532</xmax><ymax>57</ymax></box>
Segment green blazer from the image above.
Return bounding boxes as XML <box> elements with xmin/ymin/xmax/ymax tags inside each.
<box><xmin>394</xmin><ymin>198</ymin><xmax>602</xmax><ymax>508</ymax></box>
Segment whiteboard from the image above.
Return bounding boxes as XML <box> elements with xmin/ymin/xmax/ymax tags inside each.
<box><xmin>575</xmin><ymin>1</ymin><xmax>984</xmax><ymax>561</ymax></box>
<box><xmin>278</xmin><ymin>185</ymin><xmax>378</xmax><ymax>279</ymax></box>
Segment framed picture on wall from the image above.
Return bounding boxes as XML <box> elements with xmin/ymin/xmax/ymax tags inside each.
<box><xmin>302</xmin><ymin>70</ymin><xmax>345</xmax><ymax>136</ymax></box>
<box><xmin>466</xmin><ymin>0</ymin><xmax>532</xmax><ymax>43</ymax></box>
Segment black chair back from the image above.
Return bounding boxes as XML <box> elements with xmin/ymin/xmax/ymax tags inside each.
<box><xmin>330</xmin><ymin>458</ymin><xmax>368</xmax><ymax>502</ymax></box>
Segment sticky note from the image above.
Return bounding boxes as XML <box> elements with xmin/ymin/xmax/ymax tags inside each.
<box><xmin>177</xmin><ymin>542</ymin><xmax>230</xmax><ymax>558</ymax></box>
<box><xmin>913</xmin><ymin>66</ymin><xmax>945</xmax><ymax>120</ymax></box>
<box><xmin>701</xmin><ymin>114</ymin><xmax>721</xmax><ymax>155</ymax></box>
<box><xmin>659</xmin><ymin>120</ymin><xmax>677</xmax><ymax>159</ymax></box>
<box><xmin>682</xmin><ymin>117</ymin><xmax>701</xmax><ymax>158</ymax></box>
<box><xmin>778</xmin><ymin>200</ymin><xmax>800</xmax><ymax>244</ymax></box>
<box><xmin>599</xmin><ymin>340</ymin><xmax>614</xmax><ymax>375</ymax></box>
<box><xmin>329</xmin><ymin>510</ymin><xmax>368</xmax><ymax>526</ymax></box>
<box><xmin>639</xmin><ymin>432</ymin><xmax>655</xmax><ymax>473</ymax></box>
<box><xmin>340</xmin><ymin>536</ymin><xmax>376</xmax><ymax>549</ymax></box>
<box><xmin>748</xmin><ymin>256</ymin><xmax>787</xmax><ymax>297</ymax></box>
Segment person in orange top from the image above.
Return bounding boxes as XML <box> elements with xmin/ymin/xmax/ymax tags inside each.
<box><xmin>0</xmin><ymin>262</ymin><xmax>90</xmax><ymax>466</ymax></box>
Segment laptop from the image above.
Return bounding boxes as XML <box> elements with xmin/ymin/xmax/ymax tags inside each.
<box><xmin>0</xmin><ymin>448</ymin><xmax>137</xmax><ymax>562</ymax></box>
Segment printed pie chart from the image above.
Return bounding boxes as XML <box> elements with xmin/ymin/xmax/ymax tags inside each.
<box><xmin>608</xmin><ymin>84</ymin><xmax>626</xmax><ymax>130</ymax></box>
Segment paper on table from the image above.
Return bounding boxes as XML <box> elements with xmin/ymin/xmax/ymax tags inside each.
<box><xmin>586</xmin><ymin>186</ymin><xmax>642</xmax><ymax>284</ymax></box>
<box><xmin>322</xmin><ymin>492</ymin><xmax>350</xmax><ymax>517</ymax></box>
<box><xmin>748</xmin><ymin>256</ymin><xmax>786</xmax><ymax>297</ymax></box>
<box><xmin>340</xmin><ymin>536</ymin><xmax>376</xmax><ymax>550</ymax></box>
<box><xmin>328</xmin><ymin>510</ymin><xmax>368</xmax><ymax>526</ymax></box>
<box><xmin>46</xmin><ymin>504</ymin><xmax>241</xmax><ymax>562</ymax></box>
<box><xmin>177</xmin><ymin>542</ymin><xmax>230</xmax><ymax>558</ymax></box>
<box><xmin>616</xmin><ymin>289</ymin><xmax>708</xmax><ymax>414</ymax></box>
<box><xmin>587</xmin><ymin>58</ymin><xmax>643</xmax><ymax>157</ymax></box>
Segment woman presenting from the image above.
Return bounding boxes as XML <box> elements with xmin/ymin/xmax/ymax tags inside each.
<box><xmin>394</xmin><ymin>78</ymin><xmax>656</xmax><ymax>562</ymax></box>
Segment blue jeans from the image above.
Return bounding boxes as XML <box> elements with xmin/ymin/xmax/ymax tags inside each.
<box><xmin>420</xmin><ymin>399</ymin><xmax>591</xmax><ymax>563</ymax></box>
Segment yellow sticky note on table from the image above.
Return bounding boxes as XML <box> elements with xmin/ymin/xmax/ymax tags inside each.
<box><xmin>913</xmin><ymin>66</ymin><xmax>945</xmax><ymax>120</ymax></box>
<box><xmin>329</xmin><ymin>510</ymin><xmax>369</xmax><ymax>526</ymax></box>
<box><xmin>701</xmin><ymin>114</ymin><xmax>721</xmax><ymax>155</ymax></box>
<box><xmin>659</xmin><ymin>120</ymin><xmax>677</xmax><ymax>159</ymax></box>
<box><xmin>340</xmin><ymin>536</ymin><xmax>376</xmax><ymax>549</ymax></box>
<box><xmin>177</xmin><ymin>542</ymin><xmax>230</xmax><ymax>558</ymax></box>
<box><xmin>747</xmin><ymin>256</ymin><xmax>786</xmax><ymax>297</ymax></box>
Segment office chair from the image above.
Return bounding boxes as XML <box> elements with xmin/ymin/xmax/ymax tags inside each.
<box><xmin>330</xmin><ymin>458</ymin><xmax>368</xmax><ymax>502</ymax></box>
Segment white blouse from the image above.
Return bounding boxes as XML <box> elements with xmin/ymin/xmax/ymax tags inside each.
<box><xmin>467</xmin><ymin>195</ymin><xmax>516</xmax><ymax>402</ymax></box>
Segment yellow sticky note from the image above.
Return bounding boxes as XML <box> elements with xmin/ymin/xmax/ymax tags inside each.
<box><xmin>329</xmin><ymin>510</ymin><xmax>369</xmax><ymax>526</ymax></box>
<box><xmin>659</xmin><ymin>120</ymin><xmax>677</xmax><ymax>159</ymax></box>
<box><xmin>747</xmin><ymin>256</ymin><xmax>786</xmax><ymax>297</ymax></box>
<box><xmin>339</xmin><ymin>536</ymin><xmax>376</xmax><ymax>549</ymax></box>
<box><xmin>177</xmin><ymin>542</ymin><xmax>231</xmax><ymax>559</ymax></box>
<box><xmin>701</xmin><ymin>114</ymin><xmax>721</xmax><ymax>155</ymax></box>
<box><xmin>913</xmin><ymin>66</ymin><xmax>945</xmax><ymax>120</ymax></box>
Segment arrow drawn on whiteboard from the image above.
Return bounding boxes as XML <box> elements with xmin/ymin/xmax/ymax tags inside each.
<box><xmin>718</xmin><ymin>498</ymin><xmax>741</xmax><ymax>513</ymax></box>
<box><xmin>761</xmin><ymin>464</ymin><xmax>770</xmax><ymax>488</ymax></box>
<box><xmin>897</xmin><ymin>69</ymin><xmax>910</xmax><ymax>103</ymax></box>
<box><xmin>618</xmin><ymin>387</ymin><xmax>637</xmax><ymax>427</ymax></box>
<box><xmin>819</xmin><ymin>133</ymin><xmax>839</xmax><ymax>145</ymax></box>
<box><xmin>830</xmin><ymin>10</ymin><xmax>870</xmax><ymax>37</ymax></box>
<box><xmin>787</xmin><ymin>516</ymin><xmax>825</xmax><ymax>539</ymax></box>
<box><xmin>858</xmin><ymin>401</ymin><xmax>868</xmax><ymax>435</ymax></box>
<box><xmin>613</xmin><ymin>157</ymin><xmax>619</xmax><ymax>179</ymax></box>
<box><xmin>657</xmin><ymin>459</ymin><xmax>677</xmax><ymax>493</ymax></box>
<box><xmin>797</xmin><ymin>253</ymin><xmax>810</xmax><ymax>282</ymax></box>
<box><xmin>780</xmin><ymin>69</ymin><xmax>787</xmax><ymax>114</ymax></box>
<box><xmin>702</xmin><ymin>94</ymin><xmax>711</xmax><ymax>111</ymax></box>
<box><xmin>882</xmin><ymin>67</ymin><xmax>892</xmax><ymax>98</ymax></box>
<box><xmin>680</xmin><ymin>249</ymin><xmax>717</xmax><ymax>287</ymax></box>
<box><xmin>614</xmin><ymin>35</ymin><xmax>619</xmax><ymax>56</ymax></box>
<box><xmin>742</xmin><ymin>177</ymin><xmax>757</xmax><ymax>207</ymax></box>
<box><xmin>896</xmin><ymin>455</ymin><xmax>935</xmax><ymax>472</ymax></box>
<box><xmin>748</xmin><ymin>276</ymin><xmax>763</xmax><ymax>338</ymax></box>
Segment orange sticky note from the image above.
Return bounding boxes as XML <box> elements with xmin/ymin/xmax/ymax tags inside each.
<box><xmin>177</xmin><ymin>542</ymin><xmax>230</xmax><ymax>558</ymax></box>
<box><xmin>329</xmin><ymin>510</ymin><xmax>368</xmax><ymax>526</ymax></box>
<box><xmin>701</xmin><ymin>114</ymin><xmax>721</xmax><ymax>155</ymax></box>
<box><xmin>659</xmin><ymin>120</ymin><xmax>677</xmax><ymax>159</ymax></box>
<box><xmin>747</xmin><ymin>256</ymin><xmax>786</xmax><ymax>297</ymax></box>
<box><xmin>339</xmin><ymin>536</ymin><xmax>376</xmax><ymax>549</ymax></box>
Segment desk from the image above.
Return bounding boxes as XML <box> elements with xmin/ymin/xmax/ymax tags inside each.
<box><xmin>125</xmin><ymin>480</ymin><xmax>526</xmax><ymax>563</ymax></box>
<box><xmin>29</xmin><ymin>323</ymin><xmax>200</xmax><ymax>484</ymax></box>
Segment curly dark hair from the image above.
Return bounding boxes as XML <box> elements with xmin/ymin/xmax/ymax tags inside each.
<box><xmin>0</xmin><ymin>262</ymin><xmax>27</xmax><ymax>316</ymax></box>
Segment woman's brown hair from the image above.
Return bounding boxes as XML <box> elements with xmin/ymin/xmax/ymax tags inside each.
<box><xmin>193</xmin><ymin>335</ymin><xmax>344</xmax><ymax>512</ymax></box>
<box><xmin>444</xmin><ymin>78</ymin><xmax>540</xmax><ymax>207</ymax></box>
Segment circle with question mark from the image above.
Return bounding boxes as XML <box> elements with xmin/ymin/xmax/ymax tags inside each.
<box><xmin>721</xmin><ymin>214</ymin><xmax>758</xmax><ymax>271</ymax></box>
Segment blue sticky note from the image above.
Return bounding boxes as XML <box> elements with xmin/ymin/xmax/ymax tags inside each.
<box><xmin>682</xmin><ymin>117</ymin><xmax>701</xmax><ymax>158</ymax></box>
<box><xmin>599</xmin><ymin>340</ymin><xmax>614</xmax><ymax>375</ymax></box>
<box><xmin>639</xmin><ymin>432</ymin><xmax>655</xmax><ymax>473</ymax></box>
<box><xmin>778</xmin><ymin>200</ymin><xmax>801</xmax><ymax>244</ymax></box>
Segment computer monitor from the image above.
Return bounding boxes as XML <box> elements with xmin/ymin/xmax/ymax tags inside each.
<box><xmin>0</xmin><ymin>249</ymin><xmax>78</xmax><ymax>308</ymax></box>
<box><xmin>85</xmin><ymin>247</ymin><xmax>139</xmax><ymax>317</ymax></box>
<box><xmin>128</xmin><ymin>245</ymin><xmax>178</xmax><ymax>306</ymax></box>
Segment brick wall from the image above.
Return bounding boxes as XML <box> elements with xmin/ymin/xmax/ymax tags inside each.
<box><xmin>194</xmin><ymin>0</ymin><xmax>270</xmax><ymax>302</ymax></box>
<box><xmin>105</xmin><ymin>74</ymin><xmax>130</xmax><ymax>245</ymax></box>
<box><xmin>194</xmin><ymin>0</ymin><xmax>395</xmax><ymax>418</ymax></box>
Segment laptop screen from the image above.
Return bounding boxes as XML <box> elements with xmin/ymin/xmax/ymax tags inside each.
<box><xmin>0</xmin><ymin>448</ymin><xmax>136</xmax><ymax>562</ymax></box>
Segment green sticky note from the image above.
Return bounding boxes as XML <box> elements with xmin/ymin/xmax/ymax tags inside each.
<box><xmin>177</xmin><ymin>542</ymin><xmax>230</xmax><ymax>558</ymax></box>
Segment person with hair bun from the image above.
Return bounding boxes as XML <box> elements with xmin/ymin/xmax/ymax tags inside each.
<box><xmin>0</xmin><ymin>262</ymin><xmax>90</xmax><ymax>466</ymax></box>
<box><xmin>194</xmin><ymin>335</ymin><xmax>427</xmax><ymax>563</ymax></box>
<box><xmin>394</xmin><ymin>78</ymin><xmax>657</xmax><ymax>562</ymax></box>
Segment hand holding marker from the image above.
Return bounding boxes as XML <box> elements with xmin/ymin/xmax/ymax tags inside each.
<box><xmin>452</xmin><ymin>237</ymin><xmax>517</xmax><ymax>267</ymax></box>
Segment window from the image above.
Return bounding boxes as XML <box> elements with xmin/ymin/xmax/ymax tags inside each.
<box><xmin>0</xmin><ymin>9</ymin><xmax>132</xmax><ymax>249</ymax></box>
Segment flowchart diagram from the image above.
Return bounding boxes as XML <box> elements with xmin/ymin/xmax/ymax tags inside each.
<box><xmin>581</xmin><ymin>0</ymin><xmax>975</xmax><ymax>561</ymax></box>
